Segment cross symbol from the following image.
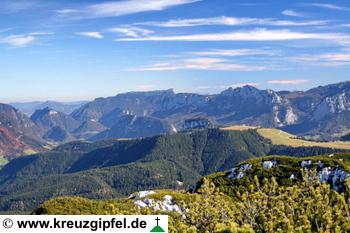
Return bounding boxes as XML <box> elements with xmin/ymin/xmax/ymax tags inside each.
<box><xmin>155</xmin><ymin>217</ymin><xmax>160</xmax><ymax>226</ymax></box>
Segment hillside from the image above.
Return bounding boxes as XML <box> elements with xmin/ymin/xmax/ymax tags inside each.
<box><xmin>1</xmin><ymin>127</ymin><xmax>349</xmax><ymax>213</ymax></box>
<box><xmin>90</xmin><ymin>115</ymin><xmax>175</xmax><ymax>141</ymax></box>
<box><xmin>35</xmin><ymin>155</ymin><xmax>350</xmax><ymax>232</ymax></box>
<box><xmin>0</xmin><ymin>128</ymin><xmax>272</xmax><ymax>212</ymax></box>
<box><xmin>0</xmin><ymin>103</ymin><xmax>46</xmax><ymax>159</ymax></box>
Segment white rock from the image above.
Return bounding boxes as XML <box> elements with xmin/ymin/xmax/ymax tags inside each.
<box><xmin>135</xmin><ymin>191</ymin><xmax>156</xmax><ymax>200</ymax></box>
<box><xmin>49</xmin><ymin>110</ymin><xmax>58</xmax><ymax>115</ymax></box>
<box><xmin>285</xmin><ymin>107</ymin><xmax>298</xmax><ymax>124</ymax></box>
<box><xmin>133</xmin><ymin>194</ymin><xmax>183</xmax><ymax>214</ymax></box>
<box><xmin>317</xmin><ymin>166</ymin><xmax>350</xmax><ymax>190</ymax></box>
<box><xmin>143</xmin><ymin>198</ymin><xmax>154</xmax><ymax>205</ymax></box>
<box><xmin>134</xmin><ymin>200</ymin><xmax>147</xmax><ymax>208</ymax></box>
<box><xmin>263</xmin><ymin>161</ymin><xmax>278</xmax><ymax>169</ymax></box>
<box><xmin>227</xmin><ymin>168</ymin><xmax>246</xmax><ymax>179</ymax></box>
<box><xmin>176</xmin><ymin>180</ymin><xmax>184</xmax><ymax>186</ymax></box>
<box><xmin>163</xmin><ymin>195</ymin><xmax>173</xmax><ymax>203</ymax></box>
<box><xmin>236</xmin><ymin>172</ymin><xmax>246</xmax><ymax>179</ymax></box>
<box><xmin>318</xmin><ymin>167</ymin><xmax>332</xmax><ymax>183</ymax></box>
<box><xmin>332</xmin><ymin>168</ymin><xmax>350</xmax><ymax>183</ymax></box>
<box><xmin>301</xmin><ymin>160</ymin><xmax>313</xmax><ymax>168</ymax></box>
<box><xmin>240</xmin><ymin>164</ymin><xmax>252</xmax><ymax>171</ymax></box>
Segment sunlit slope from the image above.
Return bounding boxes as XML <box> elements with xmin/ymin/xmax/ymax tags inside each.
<box><xmin>223</xmin><ymin>126</ymin><xmax>350</xmax><ymax>149</ymax></box>
<box><xmin>0</xmin><ymin>156</ymin><xmax>8</xmax><ymax>168</ymax></box>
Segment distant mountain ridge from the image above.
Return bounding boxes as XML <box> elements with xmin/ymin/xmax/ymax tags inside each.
<box><xmin>71</xmin><ymin>81</ymin><xmax>350</xmax><ymax>140</ymax></box>
<box><xmin>2</xmin><ymin>81</ymin><xmax>350</xmax><ymax>158</ymax></box>
<box><xmin>11</xmin><ymin>101</ymin><xmax>88</xmax><ymax>116</ymax></box>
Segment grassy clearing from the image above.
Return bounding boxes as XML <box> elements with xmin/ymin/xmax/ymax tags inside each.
<box><xmin>257</xmin><ymin>128</ymin><xmax>350</xmax><ymax>149</ymax></box>
<box><xmin>0</xmin><ymin>156</ymin><xmax>8</xmax><ymax>168</ymax></box>
<box><xmin>222</xmin><ymin>125</ymin><xmax>350</xmax><ymax>150</ymax></box>
<box><xmin>221</xmin><ymin>125</ymin><xmax>258</xmax><ymax>131</ymax></box>
<box><xmin>24</xmin><ymin>149</ymin><xmax>37</xmax><ymax>155</ymax></box>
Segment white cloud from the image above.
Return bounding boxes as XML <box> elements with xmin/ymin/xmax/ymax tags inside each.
<box><xmin>303</xmin><ymin>3</ymin><xmax>350</xmax><ymax>11</ymax></box>
<box><xmin>56</xmin><ymin>9</ymin><xmax>79</xmax><ymax>14</ymax></box>
<box><xmin>292</xmin><ymin>52</ymin><xmax>350</xmax><ymax>67</ymax></box>
<box><xmin>116</xmin><ymin>28</ymin><xmax>349</xmax><ymax>45</ymax></box>
<box><xmin>268</xmin><ymin>79</ymin><xmax>309</xmax><ymax>85</ymax></box>
<box><xmin>320</xmin><ymin>53</ymin><xmax>350</xmax><ymax>62</ymax></box>
<box><xmin>136</xmin><ymin>16</ymin><xmax>326</xmax><ymax>27</ymax></box>
<box><xmin>135</xmin><ymin>57</ymin><xmax>267</xmax><ymax>72</ymax></box>
<box><xmin>76</xmin><ymin>32</ymin><xmax>104</xmax><ymax>39</ymax></box>
<box><xmin>0</xmin><ymin>35</ymin><xmax>35</xmax><ymax>47</ymax></box>
<box><xmin>189</xmin><ymin>48</ymin><xmax>281</xmax><ymax>57</ymax></box>
<box><xmin>282</xmin><ymin>9</ymin><xmax>306</xmax><ymax>17</ymax></box>
<box><xmin>57</xmin><ymin>0</ymin><xmax>201</xmax><ymax>19</ymax></box>
<box><xmin>29</xmin><ymin>31</ymin><xmax>54</xmax><ymax>36</ymax></box>
<box><xmin>109</xmin><ymin>26</ymin><xmax>153</xmax><ymax>38</ymax></box>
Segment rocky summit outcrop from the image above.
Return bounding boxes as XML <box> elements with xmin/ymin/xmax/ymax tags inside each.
<box><xmin>225</xmin><ymin>155</ymin><xmax>350</xmax><ymax>192</ymax></box>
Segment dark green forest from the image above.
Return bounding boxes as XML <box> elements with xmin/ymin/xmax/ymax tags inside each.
<box><xmin>0</xmin><ymin>128</ymin><xmax>348</xmax><ymax>213</ymax></box>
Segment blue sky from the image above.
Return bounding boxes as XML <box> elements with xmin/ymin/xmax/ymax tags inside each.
<box><xmin>1</xmin><ymin>0</ymin><xmax>350</xmax><ymax>102</ymax></box>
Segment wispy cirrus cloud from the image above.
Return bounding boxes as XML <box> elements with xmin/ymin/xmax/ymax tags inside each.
<box><xmin>57</xmin><ymin>0</ymin><xmax>201</xmax><ymax>19</ymax></box>
<box><xmin>189</xmin><ymin>48</ymin><xmax>281</xmax><ymax>57</ymax></box>
<box><xmin>292</xmin><ymin>52</ymin><xmax>350</xmax><ymax>65</ymax></box>
<box><xmin>134</xmin><ymin>57</ymin><xmax>267</xmax><ymax>72</ymax></box>
<box><xmin>0</xmin><ymin>31</ymin><xmax>53</xmax><ymax>47</ymax></box>
<box><xmin>56</xmin><ymin>9</ymin><xmax>79</xmax><ymax>14</ymax></box>
<box><xmin>282</xmin><ymin>9</ymin><xmax>307</xmax><ymax>18</ymax></box>
<box><xmin>116</xmin><ymin>28</ymin><xmax>350</xmax><ymax>45</ymax></box>
<box><xmin>135</xmin><ymin>16</ymin><xmax>327</xmax><ymax>27</ymax></box>
<box><xmin>76</xmin><ymin>32</ymin><xmax>104</xmax><ymax>39</ymax></box>
<box><xmin>302</xmin><ymin>3</ymin><xmax>350</xmax><ymax>11</ymax></box>
<box><xmin>109</xmin><ymin>26</ymin><xmax>153</xmax><ymax>38</ymax></box>
<box><xmin>0</xmin><ymin>34</ymin><xmax>35</xmax><ymax>47</ymax></box>
<box><xmin>268</xmin><ymin>79</ymin><xmax>309</xmax><ymax>85</ymax></box>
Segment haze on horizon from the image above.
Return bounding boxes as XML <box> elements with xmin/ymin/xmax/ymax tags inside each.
<box><xmin>1</xmin><ymin>0</ymin><xmax>350</xmax><ymax>102</ymax></box>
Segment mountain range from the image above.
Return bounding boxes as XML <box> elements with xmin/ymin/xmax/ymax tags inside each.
<box><xmin>70</xmin><ymin>81</ymin><xmax>350</xmax><ymax>141</ymax></box>
<box><xmin>2</xmin><ymin>81</ymin><xmax>350</xmax><ymax>159</ymax></box>
<box><xmin>11</xmin><ymin>101</ymin><xmax>88</xmax><ymax>116</ymax></box>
